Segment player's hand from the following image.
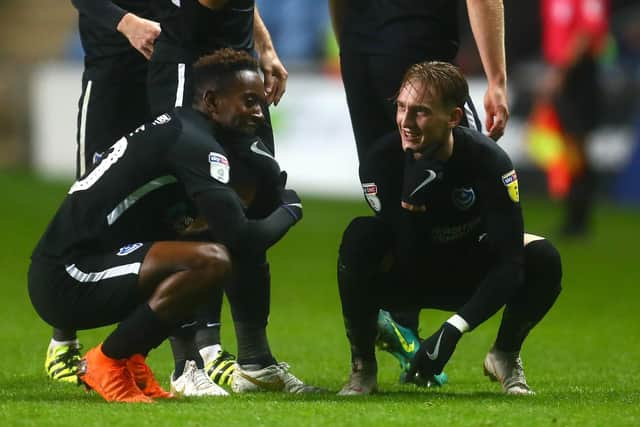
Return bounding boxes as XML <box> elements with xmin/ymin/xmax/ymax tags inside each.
<box><xmin>484</xmin><ymin>83</ymin><xmax>509</xmax><ymax>141</ymax></box>
<box><xmin>117</xmin><ymin>13</ymin><xmax>161</xmax><ymax>60</ymax></box>
<box><xmin>406</xmin><ymin>323</ymin><xmax>461</xmax><ymax>384</ymax></box>
<box><xmin>278</xmin><ymin>171</ymin><xmax>302</xmax><ymax>221</ymax></box>
<box><xmin>259</xmin><ymin>49</ymin><xmax>288</xmax><ymax>106</ymax></box>
<box><xmin>401</xmin><ymin>150</ymin><xmax>444</xmax><ymax>211</ymax></box>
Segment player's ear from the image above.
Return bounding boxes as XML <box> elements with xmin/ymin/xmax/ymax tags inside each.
<box><xmin>448</xmin><ymin>106</ymin><xmax>463</xmax><ymax>129</ymax></box>
<box><xmin>203</xmin><ymin>90</ymin><xmax>220</xmax><ymax>114</ymax></box>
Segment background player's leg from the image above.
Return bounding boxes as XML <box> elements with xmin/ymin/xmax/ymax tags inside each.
<box><xmin>226</xmin><ymin>254</ymin><xmax>321</xmax><ymax>393</ymax></box>
<box><xmin>564</xmin><ymin>137</ymin><xmax>596</xmax><ymax>236</ymax></box>
<box><xmin>555</xmin><ymin>56</ymin><xmax>600</xmax><ymax>236</ymax></box>
<box><xmin>147</xmin><ymin>62</ymin><xmax>190</xmax><ymax>116</ymax></box>
<box><xmin>168</xmin><ymin>325</ymin><xmax>200</xmax><ymax>377</ymax></box>
<box><xmin>225</xmin><ymin>254</ymin><xmax>274</xmax><ymax>368</ymax></box>
<box><xmin>47</xmin><ymin>67</ymin><xmax>151</xmax><ymax>384</ymax></box>
<box><xmin>340</xmin><ymin>53</ymin><xmax>399</xmax><ymax>161</ymax></box>
<box><xmin>46</xmin><ymin>73</ymin><xmax>98</xmax><ymax>384</ymax></box>
<box><xmin>194</xmin><ymin>290</ymin><xmax>237</xmax><ymax>387</ymax></box>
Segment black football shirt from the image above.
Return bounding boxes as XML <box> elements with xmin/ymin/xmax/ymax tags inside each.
<box><xmin>152</xmin><ymin>0</ymin><xmax>255</xmax><ymax>63</ymax></box>
<box><xmin>339</xmin><ymin>0</ymin><xmax>459</xmax><ymax>61</ymax></box>
<box><xmin>359</xmin><ymin>127</ymin><xmax>524</xmax><ymax>270</ymax></box>
<box><xmin>72</xmin><ymin>0</ymin><xmax>154</xmax><ymax>64</ymax></box>
<box><xmin>32</xmin><ymin>108</ymin><xmax>288</xmax><ymax>264</ymax></box>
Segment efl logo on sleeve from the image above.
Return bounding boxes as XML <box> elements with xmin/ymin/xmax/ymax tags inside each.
<box><xmin>208</xmin><ymin>152</ymin><xmax>230</xmax><ymax>184</ymax></box>
<box><xmin>501</xmin><ymin>170</ymin><xmax>520</xmax><ymax>203</ymax></box>
<box><xmin>362</xmin><ymin>182</ymin><xmax>381</xmax><ymax>212</ymax></box>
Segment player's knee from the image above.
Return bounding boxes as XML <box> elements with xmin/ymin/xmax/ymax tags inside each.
<box><xmin>524</xmin><ymin>238</ymin><xmax>562</xmax><ymax>296</ymax></box>
<box><xmin>193</xmin><ymin>243</ymin><xmax>232</xmax><ymax>286</ymax></box>
<box><xmin>339</xmin><ymin>216</ymin><xmax>390</xmax><ymax>270</ymax></box>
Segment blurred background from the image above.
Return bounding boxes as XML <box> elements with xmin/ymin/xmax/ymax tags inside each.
<box><xmin>0</xmin><ymin>3</ymin><xmax>639</xmax><ymax>412</ymax></box>
<box><xmin>0</xmin><ymin>0</ymin><xmax>639</xmax><ymax>205</ymax></box>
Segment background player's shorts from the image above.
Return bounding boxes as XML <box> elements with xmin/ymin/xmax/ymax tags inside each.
<box><xmin>77</xmin><ymin>56</ymin><xmax>150</xmax><ymax>178</ymax></box>
<box><xmin>147</xmin><ymin>61</ymin><xmax>194</xmax><ymax>117</ymax></box>
<box><xmin>28</xmin><ymin>243</ymin><xmax>153</xmax><ymax>331</ymax></box>
<box><xmin>554</xmin><ymin>55</ymin><xmax>600</xmax><ymax>136</ymax></box>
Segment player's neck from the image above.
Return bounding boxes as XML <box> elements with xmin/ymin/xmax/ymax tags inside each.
<box><xmin>433</xmin><ymin>132</ymin><xmax>454</xmax><ymax>162</ymax></box>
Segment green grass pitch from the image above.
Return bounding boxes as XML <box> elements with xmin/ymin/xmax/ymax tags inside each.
<box><xmin>0</xmin><ymin>170</ymin><xmax>638</xmax><ymax>426</ymax></box>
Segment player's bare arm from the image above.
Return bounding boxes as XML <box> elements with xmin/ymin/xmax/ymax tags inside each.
<box><xmin>253</xmin><ymin>6</ymin><xmax>288</xmax><ymax>106</ymax></box>
<box><xmin>466</xmin><ymin>0</ymin><xmax>509</xmax><ymax>141</ymax></box>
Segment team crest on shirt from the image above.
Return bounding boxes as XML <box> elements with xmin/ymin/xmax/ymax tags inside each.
<box><xmin>92</xmin><ymin>151</ymin><xmax>105</xmax><ymax>165</ymax></box>
<box><xmin>452</xmin><ymin>187</ymin><xmax>476</xmax><ymax>210</ymax></box>
<box><xmin>501</xmin><ymin>170</ymin><xmax>520</xmax><ymax>203</ymax></box>
<box><xmin>209</xmin><ymin>152</ymin><xmax>230</xmax><ymax>184</ymax></box>
<box><xmin>117</xmin><ymin>243</ymin><xmax>143</xmax><ymax>256</ymax></box>
<box><xmin>362</xmin><ymin>182</ymin><xmax>381</xmax><ymax>212</ymax></box>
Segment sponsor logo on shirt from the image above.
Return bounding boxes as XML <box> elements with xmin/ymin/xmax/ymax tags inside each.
<box><xmin>451</xmin><ymin>187</ymin><xmax>476</xmax><ymax>210</ymax></box>
<box><xmin>362</xmin><ymin>182</ymin><xmax>381</xmax><ymax>212</ymax></box>
<box><xmin>209</xmin><ymin>152</ymin><xmax>230</xmax><ymax>184</ymax></box>
<box><xmin>117</xmin><ymin>243</ymin><xmax>143</xmax><ymax>256</ymax></box>
<box><xmin>431</xmin><ymin>217</ymin><xmax>481</xmax><ymax>243</ymax></box>
<box><xmin>501</xmin><ymin>170</ymin><xmax>520</xmax><ymax>203</ymax></box>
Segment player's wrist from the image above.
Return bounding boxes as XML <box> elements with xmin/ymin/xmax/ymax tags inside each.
<box><xmin>487</xmin><ymin>76</ymin><xmax>507</xmax><ymax>91</ymax></box>
<box><xmin>116</xmin><ymin>13</ymin><xmax>137</xmax><ymax>35</ymax></box>
<box><xmin>257</xmin><ymin>47</ymin><xmax>277</xmax><ymax>64</ymax></box>
<box><xmin>446</xmin><ymin>314</ymin><xmax>470</xmax><ymax>334</ymax></box>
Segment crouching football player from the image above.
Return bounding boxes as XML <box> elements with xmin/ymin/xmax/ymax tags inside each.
<box><xmin>28</xmin><ymin>49</ymin><xmax>314</xmax><ymax>402</ymax></box>
<box><xmin>338</xmin><ymin>61</ymin><xmax>562</xmax><ymax>395</ymax></box>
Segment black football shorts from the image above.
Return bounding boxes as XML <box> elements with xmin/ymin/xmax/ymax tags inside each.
<box><xmin>28</xmin><ymin>242</ymin><xmax>153</xmax><ymax>331</ymax></box>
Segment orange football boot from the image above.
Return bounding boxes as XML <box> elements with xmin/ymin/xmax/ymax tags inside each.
<box><xmin>79</xmin><ymin>344</ymin><xmax>153</xmax><ymax>403</ymax></box>
<box><xmin>127</xmin><ymin>354</ymin><xmax>174</xmax><ymax>399</ymax></box>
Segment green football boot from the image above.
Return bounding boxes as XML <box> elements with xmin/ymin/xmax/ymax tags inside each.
<box><xmin>45</xmin><ymin>342</ymin><xmax>82</xmax><ymax>384</ymax></box>
<box><xmin>376</xmin><ymin>310</ymin><xmax>448</xmax><ymax>387</ymax></box>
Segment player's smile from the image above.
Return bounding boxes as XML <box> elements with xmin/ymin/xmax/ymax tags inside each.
<box><xmin>210</xmin><ymin>70</ymin><xmax>266</xmax><ymax>136</ymax></box>
<box><xmin>396</xmin><ymin>78</ymin><xmax>459</xmax><ymax>156</ymax></box>
<box><xmin>400</xmin><ymin>128</ymin><xmax>423</xmax><ymax>147</ymax></box>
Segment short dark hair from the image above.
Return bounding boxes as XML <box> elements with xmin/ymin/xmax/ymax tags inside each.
<box><xmin>192</xmin><ymin>48</ymin><xmax>259</xmax><ymax>100</ymax></box>
<box><xmin>399</xmin><ymin>61</ymin><xmax>468</xmax><ymax>109</ymax></box>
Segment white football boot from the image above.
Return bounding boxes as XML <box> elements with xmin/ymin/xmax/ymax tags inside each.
<box><xmin>483</xmin><ymin>346</ymin><xmax>535</xmax><ymax>395</ymax></box>
<box><xmin>170</xmin><ymin>360</ymin><xmax>229</xmax><ymax>397</ymax></box>
<box><xmin>231</xmin><ymin>362</ymin><xmax>323</xmax><ymax>393</ymax></box>
<box><xmin>338</xmin><ymin>358</ymin><xmax>378</xmax><ymax>396</ymax></box>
